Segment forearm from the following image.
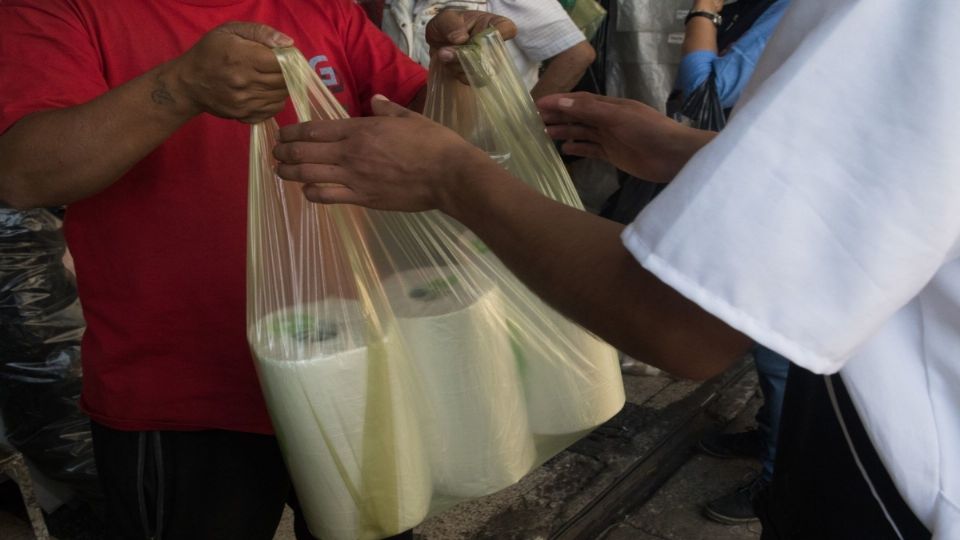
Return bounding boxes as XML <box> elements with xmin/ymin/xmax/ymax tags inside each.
<box><xmin>530</xmin><ymin>41</ymin><xmax>596</xmax><ymax>100</ymax></box>
<box><xmin>0</xmin><ymin>61</ymin><xmax>196</xmax><ymax>209</ymax></box>
<box><xmin>681</xmin><ymin>0</ymin><xmax>721</xmax><ymax>55</ymax></box>
<box><xmin>445</xmin><ymin>156</ymin><xmax>751</xmax><ymax>379</ymax></box>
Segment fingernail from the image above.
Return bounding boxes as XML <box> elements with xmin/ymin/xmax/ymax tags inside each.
<box><xmin>448</xmin><ymin>30</ymin><xmax>469</xmax><ymax>42</ymax></box>
<box><xmin>372</xmin><ymin>94</ymin><xmax>389</xmax><ymax>102</ymax></box>
<box><xmin>273</xmin><ymin>32</ymin><xmax>294</xmax><ymax>47</ymax></box>
<box><xmin>438</xmin><ymin>49</ymin><xmax>455</xmax><ymax>62</ymax></box>
<box><xmin>557</xmin><ymin>98</ymin><xmax>575</xmax><ymax>108</ymax></box>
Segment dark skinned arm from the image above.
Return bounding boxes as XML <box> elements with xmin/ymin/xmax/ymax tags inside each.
<box><xmin>272</xmin><ymin>95</ymin><xmax>751</xmax><ymax>379</ymax></box>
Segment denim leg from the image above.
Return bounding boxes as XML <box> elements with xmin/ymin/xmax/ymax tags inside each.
<box><xmin>753</xmin><ymin>345</ymin><xmax>791</xmax><ymax>481</ymax></box>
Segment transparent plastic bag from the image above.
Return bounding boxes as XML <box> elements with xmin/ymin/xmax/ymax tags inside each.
<box><xmin>247</xmin><ymin>35</ymin><xmax>624</xmax><ymax>540</ymax></box>
<box><xmin>425</xmin><ymin>28</ymin><xmax>625</xmax><ymax>435</ymax></box>
<box><xmin>425</xmin><ymin>29</ymin><xmax>584</xmax><ymax>205</ymax></box>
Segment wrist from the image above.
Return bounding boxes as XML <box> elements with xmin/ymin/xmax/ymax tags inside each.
<box><xmin>153</xmin><ymin>60</ymin><xmax>203</xmax><ymax>120</ymax></box>
<box><xmin>440</xmin><ymin>147</ymin><xmax>507</xmax><ymax>222</ymax></box>
<box><xmin>662</xmin><ymin>126</ymin><xmax>716</xmax><ymax>181</ymax></box>
<box><xmin>692</xmin><ymin>0</ymin><xmax>722</xmax><ymax>13</ymax></box>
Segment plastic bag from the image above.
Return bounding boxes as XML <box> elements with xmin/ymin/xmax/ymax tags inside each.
<box><xmin>0</xmin><ymin>207</ymin><xmax>99</xmax><ymax>500</ymax></box>
<box><xmin>425</xmin><ymin>28</ymin><xmax>624</xmax><ymax>435</ymax></box>
<box><xmin>247</xmin><ymin>33</ymin><xmax>623</xmax><ymax>540</ymax></box>
<box><xmin>426</xmin><ymin>29</ymin><xmax>588</xmax><ymax>206</ymax></box>
<box><xmin>669</xmin><ymin>71</ymin><xmax>727</xmax><ymax>131</ymax></box>
<box><xmin>561</xmin><ymin>0</ymin><xmax>608</xmax><ymax>42</ymax></box>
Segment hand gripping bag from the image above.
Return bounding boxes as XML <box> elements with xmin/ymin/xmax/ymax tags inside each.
<box><xmin>247</xmin><ymin>39</ymin><xmax>624</xmax><ymax>540</ymax></box>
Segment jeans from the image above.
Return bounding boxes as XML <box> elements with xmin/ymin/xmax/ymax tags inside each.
<box><xmin>754</xmin><ymin>345</ymin><xmax>790</xmax><ymax>482</ymax></box>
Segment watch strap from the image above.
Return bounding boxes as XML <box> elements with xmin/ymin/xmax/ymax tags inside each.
<box><xmin>685</xmin><ymin>10</ymin><xmax>722</xmax><ymax>27</ymax></box>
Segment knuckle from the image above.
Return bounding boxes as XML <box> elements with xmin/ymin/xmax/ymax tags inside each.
<box><xmin>226</xmin><ymin>73</ymin><xmax>247</xmax><ymax>89</ymax></box>
<box><xmin>230</xmin><ymin>92</ymin><xmax>251</xmax><ymax>108</ymax></box>
<box><xmin>287</xmin><ymin>143</ymin><xmax>305</xmax><ymax>161</ymax></box>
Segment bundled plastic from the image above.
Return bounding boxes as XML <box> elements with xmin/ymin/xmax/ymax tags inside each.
<box><xmin>247</xmin><ymin>30</ymin><xmax>624</xmax><ymax>540</ymax></box>
<box><xmin>669</xmin><ymin>71</ymin><xmax>727</xmax><ymax>131</ymax></box>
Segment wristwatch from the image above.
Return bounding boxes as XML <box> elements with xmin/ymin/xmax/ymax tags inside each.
<box><xmin>685</xmin><ymin>10</ymin><xmax>722</xmax><ymax>27</ymax></box>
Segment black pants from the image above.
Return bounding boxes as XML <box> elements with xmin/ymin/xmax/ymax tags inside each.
<box><xmin>90</xmin><ymin>422</ymin><xmax>414</xmax><ymax>540</ymax></box>
<box><xmin>755</xmin><ymin>365</ymin><xmax>931</xmax><ymax>540</ymax></box>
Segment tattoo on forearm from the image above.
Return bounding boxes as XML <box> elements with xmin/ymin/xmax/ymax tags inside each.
<box><xmin>151</xmin><ymin>74</ymin><xmax>176</xmax><ymax>106</ymax></box>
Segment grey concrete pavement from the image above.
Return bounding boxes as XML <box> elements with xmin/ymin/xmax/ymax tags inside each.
<box><xmin>2</xmin><ymin>365</ymin><xmax>760</xmax><ymax>540</ymax></box>
<box><xmin>600</xmin><ymin>395</ymin><xmax>764</xmax><ymax>540</ymax></box>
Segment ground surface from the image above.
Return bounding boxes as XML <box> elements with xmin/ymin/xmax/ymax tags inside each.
<box><xmin>0</xmin><ymin>367</ymin><xmax>762</xmax><ymax>540</ymax></box>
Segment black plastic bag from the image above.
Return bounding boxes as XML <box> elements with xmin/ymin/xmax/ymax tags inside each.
<box><xmin>672</xmin><ymin>71</ymin><xmax>727</xmax><ymax>131</ymax></box>
<box><xmin>0</xmin><ymin>207</ymin><xmax>99</xmax><ymax>500</ymax></box>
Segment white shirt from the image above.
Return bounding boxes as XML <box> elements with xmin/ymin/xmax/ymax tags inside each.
<box><xmin>622</xmin><ymin>1</ymin><xmax>960</xmax><ymax>537</ymax></box>
<box><xmin>382</xmin><ymin>0</ymin><xmax>586</xmax><ymax>89</ymax></box>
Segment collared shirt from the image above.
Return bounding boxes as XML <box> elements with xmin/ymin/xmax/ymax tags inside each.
<box><xmin>624</xmin><ymin>0</ymin><xmax>960</xmax><ymax>537</ymax></box>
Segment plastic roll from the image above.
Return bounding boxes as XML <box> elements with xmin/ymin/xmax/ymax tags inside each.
<box><xmin>455</xmin><ymin>232</ymin><xmax>625</xmax><ymax>435</ymax></box>
<box><xmin>252</xmin><ymin>302</ymin><xmax>431</xmax><ymax>540</ymax></box>
<box><xmin>511</xmin><ymin>301</ymin><xmax>625</xmax><ymax>435</ymax></box>
<box><xmin>383</xmin><ymin>268</ymin><xmax>536</xmax><ymax>498</ymax></box>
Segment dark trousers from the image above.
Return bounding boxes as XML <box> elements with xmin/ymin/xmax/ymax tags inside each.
<box><xmin>90</xmin><ymin>422</ymin><xmax>414</xmax><ymax>540</ymax></box>
<box><xmin>755</xmin><ymin>365</ymin><xmax>931</xmax><ymax>540</ymax></box>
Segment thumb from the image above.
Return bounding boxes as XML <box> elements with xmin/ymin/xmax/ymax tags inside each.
<box><xmin>371</xmin><ymin>95</ymin><xmax>413</xmax><ymax>118</ymax></box>
<box><xmin>223</xmin><ymin>22</ymin><xmax>294</xmax><ymax>48</ymax></box>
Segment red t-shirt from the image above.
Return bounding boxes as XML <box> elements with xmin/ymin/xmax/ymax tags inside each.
<box><xmin>0</xmin><ymin>0</ymin><xmax>427</xmax><ymax>434</ymax></box>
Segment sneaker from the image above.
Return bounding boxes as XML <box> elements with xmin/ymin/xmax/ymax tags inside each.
<box><xmin>697</xmin><ymin>429</ymin><xmax>763</xmax><ymax>460</ymax></box>
<box><xmin>704</xmin><ymin>475</ymin><xmax>768</xmax><ymax>525</ymax></box>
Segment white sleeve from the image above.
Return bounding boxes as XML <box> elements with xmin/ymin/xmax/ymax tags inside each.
<box><xmin>489</xmin><ymin>0</ymin><xmax>586</xmax><ymax>62</ymax></box>
<box><xmin>622</xmin><ymin>0</ymin><xmax>960</xmax><ymax>374</ymax></box>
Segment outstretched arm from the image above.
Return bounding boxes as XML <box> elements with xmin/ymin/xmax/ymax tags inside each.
<box><xmin>273</xmin><ymin>96</ymin><xmax>751</xmax><ymax>378</ymax></box>
<box><xmin>538</xmin><ymin>92</ymin><xmax>716</xmax><ymax>182</ymax></box>
<box><xmin>0</xmin><ymin>23</ymin><xmax>292</xmax><ymax>209</ymax></box>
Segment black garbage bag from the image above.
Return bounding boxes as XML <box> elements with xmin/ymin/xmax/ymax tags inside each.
<box><xmin>0</xmin><ymin>206</ymin><xmax>99</xmax><ymax>500</ymax></box>
<box><xmin>671</xmin><ymin>71</ymin><xmax>727</xmax><ymax>131</ymax></box>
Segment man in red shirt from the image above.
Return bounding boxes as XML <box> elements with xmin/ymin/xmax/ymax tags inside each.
<box><xmin>0</xmin><ymin>1</ymin><xmax>513</xmax><ymax>537</ymax></box>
